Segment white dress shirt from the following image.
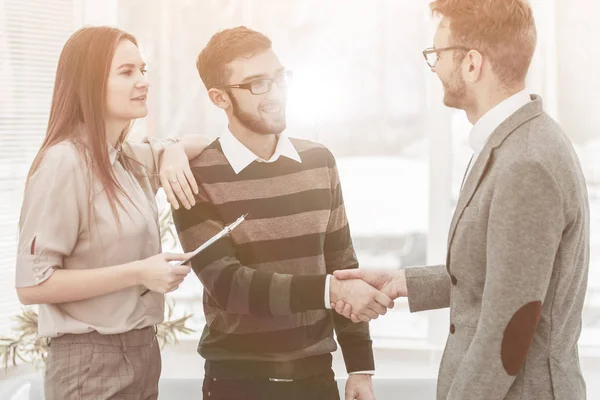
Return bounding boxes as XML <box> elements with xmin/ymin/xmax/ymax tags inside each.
<box><xmin>219</xmin><ymin>129</ymin><xmax>302</xmax><ymax>174</ymax></box>
<box><xmin>464</xmin><ymin>90</ymin><xmax>531</xmax><ymax>180</ymax></box>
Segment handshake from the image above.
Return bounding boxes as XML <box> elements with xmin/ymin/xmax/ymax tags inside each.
<box><xmin>329</xmin><ymin>269</ymin><xmax>408</xmax><ymax>323</ymax></box>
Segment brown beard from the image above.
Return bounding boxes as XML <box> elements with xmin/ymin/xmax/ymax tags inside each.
<box><xmin>230</xmin><ymin>93</ymin><xmax>286</xmax><ymax>135</ymax></box>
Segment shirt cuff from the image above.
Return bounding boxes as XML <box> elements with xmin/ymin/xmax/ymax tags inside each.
<box><xmin>324</xmin><ymin>274</ymin><xmax>332</xmax><ymax>309</ymax></box>
<box><xmin>350</xmin><ymin>371</ymin><xmax>375</xmax><ymax>375</ymax></box>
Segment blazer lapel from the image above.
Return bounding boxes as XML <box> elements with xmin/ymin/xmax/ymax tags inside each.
<box><xmin>445</xmin><ymin>95</ymin><xmax>545</xmax><ymax>268</ymax></box>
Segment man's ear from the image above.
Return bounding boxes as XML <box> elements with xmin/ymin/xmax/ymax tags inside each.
<box><xmin>208</xmin><ymin>88</ymin><xmax>231</xmax><ymax>110</ymax></box>
<box><xmin>463</xmin><ymin>49</ymin><xmax>484</xmax><ymax>83</ymax></box>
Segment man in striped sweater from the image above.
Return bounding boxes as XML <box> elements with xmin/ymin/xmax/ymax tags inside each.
<box><xmin>172</xmin><ymin>27</ymin><xmax>394</xmax><ymax>400</ymax></box>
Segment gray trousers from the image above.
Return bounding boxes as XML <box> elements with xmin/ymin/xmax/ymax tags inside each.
<box><xmin>44</xmin><ymin>326</ymin><xmax>161</xmax><ymax>400</ymax></box>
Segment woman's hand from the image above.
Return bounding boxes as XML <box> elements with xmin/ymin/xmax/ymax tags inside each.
<box><xmin>136</xmin><ymin>252</ymin><xmax>193</xmax><ymax>293</ymax></box>
<box><xmin>160</xmin><ymin>142</ymin><xmax>198</xmax><ymax>210</ymax></box>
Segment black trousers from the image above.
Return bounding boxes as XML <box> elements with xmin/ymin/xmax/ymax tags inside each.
<box><xmin>202</xmin><ymin>369</ymin><xmax>341</xmax><ymax>400</ymax></box>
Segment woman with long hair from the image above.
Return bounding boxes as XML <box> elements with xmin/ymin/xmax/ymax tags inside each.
<box><xmin>15</xmin><ymin>26</ymin><xmax>207</xmax><ymax>399</ymax></box>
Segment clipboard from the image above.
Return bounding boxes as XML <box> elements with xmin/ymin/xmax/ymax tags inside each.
<box><xmin>140</xmin><ymin>213</ymin><xmax>248</xmax><ymax>296</ymax></box>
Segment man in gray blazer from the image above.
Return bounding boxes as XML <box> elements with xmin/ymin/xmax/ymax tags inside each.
<box><xmin>333</xmin><ymin>0</ymin><xmax>589</xmax><ymax>399</ymax></box>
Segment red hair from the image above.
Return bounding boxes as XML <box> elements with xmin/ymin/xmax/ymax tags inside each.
<box><xmin>430</xmin><ymin>0</ymin><xmax>537</xmax><ymax>85</ymax></box>
<box><xmin>196</xmin><ymin>26</ymin><xmax>272</xmax><ymax>90</ymax></box>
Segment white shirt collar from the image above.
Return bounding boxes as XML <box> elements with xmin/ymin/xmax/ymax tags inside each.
<box><xmin>469</xmin><ymin>89</ymin><xmax>531</xmax><ymax>155</ymax></box>
<box><xmin>219</xmin><ymin>129</ymin><xmax>302</xmax><ymax>174</ymax></box>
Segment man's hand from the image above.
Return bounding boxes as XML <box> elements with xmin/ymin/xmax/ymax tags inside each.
<box><xmin>330</xmin><ymin>276</ymin><xmax>394</xmax><ymax>323</ymax></box>
<box><xmin>332</xmin><ymin>269</ymin><xmax>407</xmax><ymax>322</ymax></box>
<box><xmin>345</xmin><ymin>374</ymin><xmax>375</xmax><ymax>400</ymax></box>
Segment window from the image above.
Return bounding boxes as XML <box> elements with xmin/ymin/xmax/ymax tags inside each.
<box><xmin>0</xmin><ymin>0</ymin><xmax>76</xmax><ymax>337</ymax></box>
<box><xmin>118</xmin><ymin>0</ymin><xmax>435</xmax><ymax>344</ymax></box>
<box><xmin>118</xmin><ymin>0</ymin><xmax>600</xmax><ymax>352</ymax></box>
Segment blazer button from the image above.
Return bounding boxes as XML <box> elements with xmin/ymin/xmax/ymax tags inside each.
<box><xmin>450</xmin><ymin>324</ymin><xmax>456</xmax><ymax>334</ymax></box>
<box><xmin>451</xmin><ymin>275</ymin><xmax>458</xmax><ymax>285</ymax></box>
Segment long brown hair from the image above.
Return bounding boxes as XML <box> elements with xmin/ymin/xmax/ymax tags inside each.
<box><xmin>27</xmin><ymin>26</ymin><xmax>139</xmax><ymax>226</ymax></box>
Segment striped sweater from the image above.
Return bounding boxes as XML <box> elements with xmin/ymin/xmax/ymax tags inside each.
<box><xmin>173</xmin><ymin>138</ymin><xmax>374</xmax><ymax>379</ymax></box>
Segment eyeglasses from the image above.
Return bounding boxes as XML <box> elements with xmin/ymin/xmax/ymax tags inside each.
<box><xmin>422</xmin><ymin>46</ymin><xmax>469</xmax><ymax>68</ymax></box>
<box><xmin>223</xmin><ymin>70</ymin><xmax>293</xmax><ymax>95</ymax></box>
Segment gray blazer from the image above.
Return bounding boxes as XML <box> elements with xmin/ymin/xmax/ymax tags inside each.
<box><xmin>406</xmin><ymin>96</ymin><xmax>589</xmax><ymax>399</ymax></box>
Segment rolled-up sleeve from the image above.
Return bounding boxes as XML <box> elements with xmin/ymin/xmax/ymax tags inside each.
<box><xmin>16</xmin><ymin>143</ymin><xmax>83</xmax><ymax>288</ymax></box>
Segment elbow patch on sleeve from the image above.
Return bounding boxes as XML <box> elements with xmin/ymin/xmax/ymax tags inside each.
<box><xmin>501</xmin><ymin>300</ymin><xmax>542</xmax><ymax>376</ymax></box>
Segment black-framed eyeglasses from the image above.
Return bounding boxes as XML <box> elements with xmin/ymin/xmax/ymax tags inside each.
<box><xmin>422</xmin><ymin>46</ymin><xmax>469</xmax><ymax>68</ymax></box>
<box><xmin>222</xmin><ymin>70</ymin><xmax>294</xmax><ymax>95</ymax></box>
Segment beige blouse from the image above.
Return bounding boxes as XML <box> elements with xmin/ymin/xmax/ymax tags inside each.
<box><xmin>16</xmin><ymin>138</ymin><xmax>173</xmax><ymax>338</ymax></box>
